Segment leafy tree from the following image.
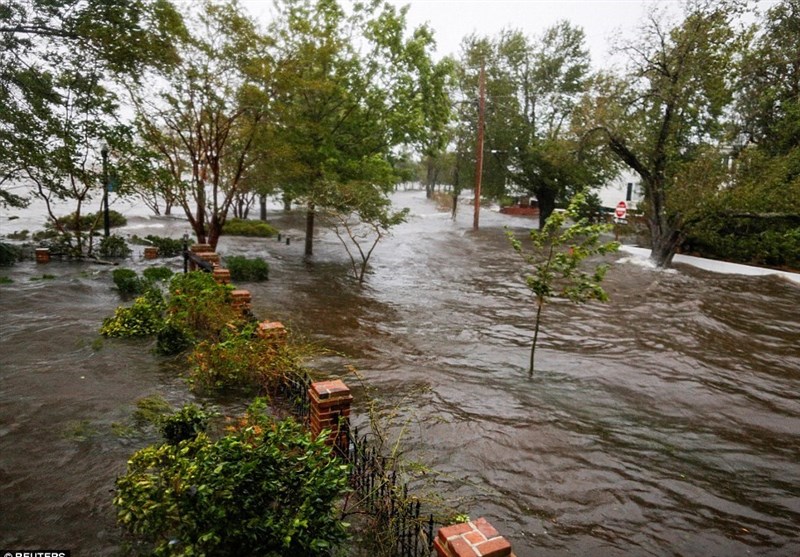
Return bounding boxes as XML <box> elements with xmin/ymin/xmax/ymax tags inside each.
<box><xmin>321</xmin><ymin>180</ymin><xmax>409</xmax><ymax>284</ymax></box>
<box><xmin>456</xmin><ymin>24</ymin><xmax>609</xmax><ymax>228</ymax></box>
<box><xmin>131</xmin><ymin>0</ymin><xmax>272</xmax><ymax>250</ymax></box>
<box><xmin>507</xmin><ymin>192</ymin><xmax>618</xmax><ymax>375</ymax></box>
<box><xmin>578</xmin><ymin>1</ymin><xmax>744</xmax><ymax>267</ymax></box>
<box><xmin>0</xmin><ymin>0</ymin><xmax>183</xmax><ymax>219</ymax></box>
<box><xmin>269</xmin><ymin>0</ymin><xmax>449</xmax><ymax>256</ymax></box>
<box><xmin>114</xmin><ymin>401</ymin><xmax>351</xmax><ymax>556</ymax></box>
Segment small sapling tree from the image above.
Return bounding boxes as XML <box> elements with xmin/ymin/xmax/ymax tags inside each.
<box><xmin>507</xmin><ymin>192</ymin><xmax>619</xmax><ymax>374</ymax></box>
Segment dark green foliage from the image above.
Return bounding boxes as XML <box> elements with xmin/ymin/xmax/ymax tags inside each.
<box><xmin>98</xmin><ymin>235</ymin><xmax>132</xmax><ymax>259</ymax></box>
<box><xmin>222</xmin><ymin>218</ymin><xmax>278</xmax><ymax>238</ymax></box>
<box><xmin>155</xmin><ymin>321</ymin><xmax>192</xmax><ymax>356</ymax></box>
<box><xmin>225</xmin><ymin>255</ymin><xmax>269</xmax><ymax>282</ymax></box>
<box><xmin>55</xmin><ymin>210</ymin><xmax>128</xmax><ymax>232</ymax></box>
<box><xmin>142</xmin><ymin>266</ymin><xmax>174</xmax><ymax>282</ymax></box>
<box><xmin>0</xmin><ymin>242</ymin><xmax>20</xmax><ymax>266</ymax></box>
<box><xmin>160</xmin><ymin>404</ymin><xmax>210</xmax><ymax>445</ymax></box>
<box><xmin>0</xmin><ymin>276</ymin><xmax>14</xmax><ymax>284</ymax></box>
<box><xmin>144</xmin><ymin>235</ymin><xmax>184</xmax><ymax>257</ymax></box>
<box><xmin>683</xmin><ymin>218</ymin><xmax>800</xmax><ymax>269</ymax></box>
<box><xmin>113</xmin><ymin>268</ymin><xmax>145</xmax><ymax>295</ymax></box>
<box><xmin>114</xmin><ymin>402</ymin><xmax>351</xmax><ymax>556</ymax></box>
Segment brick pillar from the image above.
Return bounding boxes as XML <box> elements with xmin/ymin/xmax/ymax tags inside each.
<box><xmin>230</xmin><ymin>289</ymin><xmax>251</xmax><ymax>314</ymax></box>
<box><xmin>434</xmin><ymin>518</ymin><xmax>515</xmax><ymax>557</ymax></box>
<box><xmin>199</xmin><ymin>252</ymin><xmax>220</xmax><ymax>268</ymax></box>
<box><xmin>189</xmin><ymin>243</ymin><xmax>212</xmax><ymax>271</ymax></box>
<box><xmin>257</xmin><ymin>320</ymin><xmax>286</xmax><ymax>343</ymax></box>
<box><xmin>308</xmin><ymin>380</ymin><xmax>352</xmax><ymax>456</ymax></box>
<box><xmin>143</xmin><ymin>246</ymin><xmax>158</xmax><ymax>260</ymax></box>
<box><xmin>212</xmin><ymin>267</ymin><xmax>231</xmax><ymax>285</ymax></box>
<box><xmin>35</xmin><ymin>248</ymin><xmax>50</xmax><ymax>264</ymax></box>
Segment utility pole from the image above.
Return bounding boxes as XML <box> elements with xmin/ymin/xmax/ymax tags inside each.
<box><xmin>473</xmin><ymin>61</ymin><xmax>485</xmax><ymax>231</ymax></box>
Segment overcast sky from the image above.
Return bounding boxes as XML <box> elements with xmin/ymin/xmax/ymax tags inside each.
<box><xmin>239</xmin><ymin>0</ymin><xmax>683</xmax><ymax>67</ymax></box>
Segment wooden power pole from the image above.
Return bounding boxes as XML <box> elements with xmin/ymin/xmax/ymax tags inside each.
<box><xmin>473</xmin><ymin>62</ymin><xmax>485</xmax><ymax>231</ymax></box>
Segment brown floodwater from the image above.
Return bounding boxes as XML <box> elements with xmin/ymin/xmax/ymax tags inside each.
<box><xmin>1</xmin><ymin>190</ymin><xmax>799</xmax><ymax>556</ymax></box>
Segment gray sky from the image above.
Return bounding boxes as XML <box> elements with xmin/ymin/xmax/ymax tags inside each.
<box><xmin>239</xmin><ymin>0</ymin><xmax>677</xmax><ymax>66</ymax></box>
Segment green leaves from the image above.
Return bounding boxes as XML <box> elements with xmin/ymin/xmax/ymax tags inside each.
<box><xmin>508</xmin><ymin>192</ymin><xmax>619</xmax><ymax>373</ymax></box>
<box><xmin>114</xmin><ymin>407</ymin><xmax>351</xmax><ymax>555</ymax></box>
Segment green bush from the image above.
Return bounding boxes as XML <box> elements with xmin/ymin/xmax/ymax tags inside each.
<box><xmin>155</xmin><ymin>320</ymin><xmax>192</xmax><ymax>356</ymax></box>
<box><xmin>225</xmin><ymin>255</ymin><xmax>269</xmax><ymax>282</ymax></box>
<box><xmin>188</xmin><ymin>326</ymin><xmax>299</xmax><ymax>393</ymax></box>
<box><xmin>143</xmin><ymin>266</ymin><xmax>174</xmax><ymax>283</ymax></box>
<box><xmin>113</xmin><ymin>268</ymin><xmax>146</xmax><ymax>295</ymax></box>
<box><xmin>0</xmin><ymin>242</ymin><xmax>20</xmax><ymax>266</ymax></box>
<box><xmin>167</xmin><ymin>272</ymin><xmax>239</xmax><ymax>342</ymax></box>
<box><xmin>114</xmin><ymin>403</ymin><xmax>350</xmax><ymax>557</ymax></box>
<box><xmin>160</xmin><ymin>404</ymin><xmax>210</xmax><ymax>445</ymax></box>
<box><xmin>100</xmin><ymin>290</ymin><xmax>165</xmax><ymax>337</ymax></box>
<box><xmin>222</xmin><ymin>218</ymin><xmax>278</xmax><ymax>238</ymax></box>
<box><xmin>143</xmin><ymin>235</ymin><xmax>184</xmax><ymax>258</ymax></box>
<box><xmin>98</xmin><ymin>235</ymin><xmax>132</xmax><ymax>259</ymax></box>
<box><xmin>54</xmin><ymin>210</ymin><xmax>127</xmax><ymax>231</ymax></box>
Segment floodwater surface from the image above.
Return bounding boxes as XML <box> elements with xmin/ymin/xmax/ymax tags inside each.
<box><xmin>1</xmin><ymin>190</ymin><xmax>799</xmax><ymax>556</ymax></box>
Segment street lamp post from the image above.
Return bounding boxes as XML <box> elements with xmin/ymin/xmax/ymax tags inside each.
<box><xmin>101</xmin><ymin>144</ymin><xmax>110</xmax><ymax>238</ymax></box>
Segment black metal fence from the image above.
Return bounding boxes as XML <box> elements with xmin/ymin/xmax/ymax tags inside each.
<box><xmin>273</xmin><ymin>374</ymin><xmax>439</xmax><ymax>557</ymax></box>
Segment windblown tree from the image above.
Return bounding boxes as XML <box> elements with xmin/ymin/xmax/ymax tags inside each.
<box><xmin>578</xmin><ymin>0</ymin><xmax>744</xmax><ymax>267</ymax></box>
<box><xmin>132</xmin><ymin>0</ymin><xmax>272</xmax><ymax>250</ymax></box>
<box><xmin>456</xmin><ymin>23</ymin><xmax>609</xmax><ymax>228</ymax></box>
<box><xmin>269</xmin><ymin>0</ymin><xmax>450</xmax><ymax>256</ymax></box>
<box><xmin>0</xmin><ymin>0</ymin><xmax>183</xmax><ymax>245</ymax></box>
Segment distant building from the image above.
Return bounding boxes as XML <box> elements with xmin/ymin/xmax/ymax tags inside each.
<box><xmin>597</xmin><ymin>170</ymin><xmax>644</xmax><ymax>210</ymax></box>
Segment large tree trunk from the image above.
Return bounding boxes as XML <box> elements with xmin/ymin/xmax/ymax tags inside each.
<box><xmin>425</xmin><ymin>157</ymin><xmax>437</xmax><ymax>199</ymax></box>
<box><xmin>536</xmin><ymin>188</ymin><xmax>557</xmax><ymax>230</ymax></box>
<box><xmin>648</xmin><ymin>219</ymin><xmax>682</xmax><ymax>267</ymax></box>
<box><xmin>305</xmin><ymin>202</ymin><xmax>315</xmax><ymax>256</ymax></box>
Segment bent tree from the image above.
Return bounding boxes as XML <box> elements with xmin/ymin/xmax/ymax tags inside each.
<box><xmin>580</xmin><ymin>1</ymin><xmax>743</xmax><ymax>267</ymax></box>
<box><xmin>507</xmin><ymin>192</ymin><xmax>618</xmax><ymax>375</ymax></box>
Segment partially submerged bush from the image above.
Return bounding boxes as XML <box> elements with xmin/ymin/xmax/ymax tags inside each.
<box><xmin>188</xmin><ymin>326</ymin><xmax>299</xmax><ymax>393</ymax></box>
<box><xmin>114</xmin><ymin>402</ymin><xmax>350</xmax><ymax>557</ymax></box>
<box><xmin>0</xmin><ymin>242</ymin><xmax>20</xmax><ymax>266</ymax></box>
<box><xmin>100</xmin><ymin>290</ymin><xmax>165</xmax><ymax>337</ymax></box>
<box><xmin>140</xmin><ymin>235</ymin><xmax>184</xmax><ymax>258</ymax></box>
<box><xmin>98</xmin><ymin>235</ymin><xmax>132</xmax><ymax>259</ymax></box>
<box><xmin>54</xmin><ymin>210</ymin><xmax>127</xmax><ymax>231</ymax></box>
<box><xmin>160</xmin><ymin>404</ymin><xmax>211</xmax><ymax>445</ymax></box>
<box><xmin>113</xmin><ymin>268</ymin><xmax>146</xmax><ymax>295</ymax></box>
<box><xmin>222</xmin><ymin>218</ymin><xmax>278</xmax><ymax>238</ymax></box>
<box><xmin>225</xmin><ymin>255</ymin><xmax>269</xmax><ymax>282</ymax></box>
<box><xmin>167</xmin><ymin>272</ymin><xmax>240</xmax><ymax>342</ymax></box>
<box><xmin>142</xmin><ymin>266</ymin><xmax>174</xmax><ymax>283</ymax></box>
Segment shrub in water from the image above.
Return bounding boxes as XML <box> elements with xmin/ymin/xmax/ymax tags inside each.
<box><xmin>155</xmin><ymin>320</ymin><xmax>192</xmax><ymax>356</ymax></box>
<box><xmin>142</xmin><ymin>266</ymin><xmax>174</xmax><ymax>283</ymax></box>
<box><xmin>225</xmin><ymin>255</ymin><xmax>269</xmax><ymax>282</ymax></box>
<box><xmin>160</xmin><ymin>404</ymin><xmax>210</xmax><ymax>445</ymax></box>
<box><xmin>0</xmin><ymin>242</ymin><xmax>20</xmax><ymax>266</ymax></box>
<box><xmin>167</xmin><ymin>272</ymin><xmax>239</xmax><ymax>342</ymax></box>
<box><xmin>113</xmin><ymin>268</ymin><xmax>145</xmax><ymax>295</ymax></box>
<box><xmin>99</xmin><ymin>235</ymin><xmax>132</xmax><ymax>259</ymax></box>
<box><xmin>144</xmin><ymin>235</ymin><xmax>184</xmax><ymax>257</ymax></box>
<box><xmin>222</xmin><ymin>218</ymin><xmax>278</xmax><ymax>238</ymax></box>
<box><xmin>55</xmin><ymin>210</ymin><xmax>127</xmax><ymax>231</ymax></box>
<box><xmin>114</xmin><ymin>403</ymin><xmax>350</xmax><ymax>556</ymax></box>
<box><xmin>100</xmin><ymin>290</ymin><xmax>165</xmax><ymax>337</ymax></box>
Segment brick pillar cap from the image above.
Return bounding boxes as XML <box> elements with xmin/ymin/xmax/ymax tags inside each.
<box><xmin>310</xmin><ymin>379</ymin><xmax>351</xmax><ymax>400</ymax></box>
